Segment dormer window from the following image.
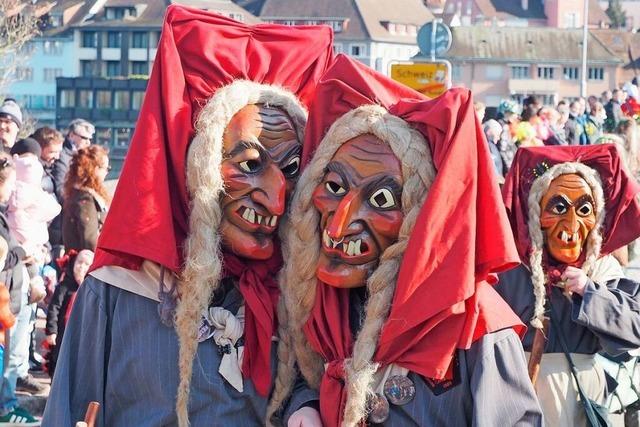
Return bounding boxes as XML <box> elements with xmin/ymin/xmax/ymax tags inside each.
<box><xmin>105</xmin><ymin>7</ymin><xmax>137</xmax><ymax>20</ymax></box>
<box><xmin>49</xmin><ymin>13</ymin><xmax>62</xmax><ymax>27</ymax></box>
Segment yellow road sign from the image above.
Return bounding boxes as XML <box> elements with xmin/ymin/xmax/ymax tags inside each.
<box><xmin>390</xmin><ymin>61</ymin><xmax>450</xmax><ymax>98</ymax></box>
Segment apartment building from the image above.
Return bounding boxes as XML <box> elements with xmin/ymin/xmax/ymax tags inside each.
<box><xmin>445</xmin><ymin>26</ymin><xmax>621</xmax><ymax>107</ymax></box>
<box><xmin>236</xmin><ymin>0</ymin><xmax>433</xmax><ymax>75</ymax></box>
<box><xmin>442</xmin><ymin>0</ymin><xmax>610</xmax><ymax>28</ymax></box>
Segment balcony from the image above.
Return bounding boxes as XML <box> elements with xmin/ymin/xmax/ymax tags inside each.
<box><xmin>129</xmin><ymin>48</ymin><xmax>148</xmax><ymax>61</ymax></box>
<box><xmin>508</xmin><ymin>78</ymin><xmax>559</xmax><ymax>93</ymax></box>
<box><xmin>102</xmin><ymin>48</ymin><xmax>121</xmax><ymax>61</ymax></box>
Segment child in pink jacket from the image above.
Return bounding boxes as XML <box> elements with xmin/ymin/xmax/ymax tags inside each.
<box><xmin>7</xmin><ymin>138</ymin><xmax>61</xmax><ymax>300</ymax></box>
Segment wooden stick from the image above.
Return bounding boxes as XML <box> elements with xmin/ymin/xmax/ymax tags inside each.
<box><xmin>528</xmin><ymin>317</ymin><xmax>549</xmax><ymax>387</ymax></box>
<box><xmin>82</xmin><ymin>401</ymin><xmax>100</xmax><ymax>427</ymax></box>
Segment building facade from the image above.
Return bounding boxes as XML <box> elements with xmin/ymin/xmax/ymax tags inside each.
<box><xmin>445</xmin><ymin>26</ymin><xmax>621</xmax><ymax>107</ymax></box>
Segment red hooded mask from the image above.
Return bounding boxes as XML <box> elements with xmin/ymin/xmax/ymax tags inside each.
<box><xmin>297</xmin><ymin>55</ymin><xmax>524</xmax><ymax>426</ymax></box>
<box><xmin>503</xmin><ymin>144</ymin><xmax>640</xmax><ymax>265</ymax></box>
<box><xmin>92</xmin><ymin>5</ymin><xmax>334</xmax><ymax>274</ymax></box>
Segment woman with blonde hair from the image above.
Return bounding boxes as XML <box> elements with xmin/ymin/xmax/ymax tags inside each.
<box><xmin>62</xmin><ymin>145</ymin><xmax>110</xmax><ymax>252</ymax></box>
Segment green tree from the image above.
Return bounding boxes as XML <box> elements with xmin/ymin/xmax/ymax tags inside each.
<box><xmin>606</xmin><ymin>0</ymin><xmax>627</xmax><ymax>29</ymax></box>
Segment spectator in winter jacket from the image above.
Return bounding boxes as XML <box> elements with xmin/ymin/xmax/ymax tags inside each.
<box><xmin>605</xmin><ymin>89</ymin><xmax>625</xmax><ymax>132</ymax></box>
<box><xmin>45</xmin><ymin>249</ymin><xmax>93</xmax><ymax>377</ymax></box>
<box><xmin>51</xmin><ymin>119</ymin><xmax>94</xmax><ymax>204</ymax></box>
<box><xmin>32</xmin><ymin>127</ymin><xmax>65</xmax><ymax>257</ymax></box>
<box><xmin>7</xmin><ymin>139</ymin><xmax>61</xmax><ymax>272</ymax></box>
<box><xmin>0</xmin><ymin>100</ymin><xmax>21</xmax><ymax>152</ymax></box>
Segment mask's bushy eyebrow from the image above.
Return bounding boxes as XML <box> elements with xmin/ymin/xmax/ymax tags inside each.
<box><xmin>226</xmin><ymin>140</ymin><xmax>266</xmax><ymax>160</ymax></box>
<box><xmin>544</xmin><ymin>194</ymin><xmax>571</xmax><ymax>211</ymax></box>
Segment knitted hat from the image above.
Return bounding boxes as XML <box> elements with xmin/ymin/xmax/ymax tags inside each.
<box><xmin>10</xmin><ymin>138</ymin><xmax>41</xmax><ymax>158</ymax></box>
<box><xmin>0</xmin><ymin>99</ymin><xmax>22</xmax><ymax>128</ymax></box>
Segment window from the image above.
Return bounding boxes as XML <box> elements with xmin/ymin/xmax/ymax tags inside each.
<box><xmin>96</xmin><ymin>91</ymin><xmax>112</xmax><ymax>108</ymax></box>
<box><xmin>131</xmin><ymin>32</ymin><xmax>148</xmax><ymax>49</ymax></box>
<box><xmin>45</xmin><ymin>96</ymin><xmax>56</xmax><ymax>108</ymax></box>
<box><xmin>77</xmin><ymin>90</ymin><xmax>93</xmax><ymax>108</ymax></box>
<box><xmin>114</xmin><ymin>91</ymin><xmax>130</xmax><ymax>109</ymax></box>
<box><xmin>329</xmin><ymin>21</ymin><xmax>343</xmax><ymax>32</ymax></box>
<box><xmin>81</xmin><ymin>31</ymin><xmax>97</xmax><ymax>48</ymax></box>
<box><xmin>350</xmin><ymin>44</ymin><xmax>366</xmax><ymax>58</ymax></box>
<box><xmin>588</xmin><ymin>67</ymin><xmax>604</xmax><ymax>80</ymax></box>
<box><xmin>43</xmin><ymin>68</ymin><xmax>62</xmax><ymax>82</ymax></box>
<box><xmin>43</xmin><ymin>40</ymin><xmax>63</xmax><ymax>55</ymax></box>
<box><xmin>105</xmin><ymin>7</ymin><xmax>136</xmax><ymax>20</ymax></box>
<box><xmin>49</xmin><ymin>14</ymin><xmax>63</xmax><ymax>27</ymax></box>
<box><xmin>229</xmin><ymin>13</ymin><xmax>245</xmax><ymax>22</ymax></box>
<box><xmin>563</xmin><ymin>12</ymin><xmax>579</xmax><ymax>28</ymax></box>
<box><xmin>95</xmin><ymin>128</ymin><xmax>112</xmax><ymax>147</ymax></box>
<box><xmin>106</xmin><ymin>32</ymin><xmax>121</xmax><ymax>48</ymax></box>
<box><xmin>537</xmin><ymin>66</ymin><xmax>555</xmax><ymax>79</ymax></box>
<box><xmin>407</xmin><ymin>25</ymin><xmax>417</xmax><ymax>36</ymax></box>
<box><xmin>485</xmin><ymin>65</ymin><xmax>504</xmax><ymax>80</ymax></box>
<box><xmin>15</xmin><ymin>67</ymin><xmax>33</xmax><ymax>81</ymax></box>
<box><xmin>452</xmin><ymin>64</ymin><xmax>463</xmax><ymax>81</ymax></box>
<box><xmin>81</xmin><ymin>60</ymin><xmax>98</xmax><ymax>77</ymax></box>
<box><xmin>132</xmin><ymin>91</ymin><xmax>144</xmax><ymax>110</ymax></box>
<box><xmin>115</xmin><ymin>127</ymin><xmax>131</xmax><ymax>148</ymax></box>
<box><xmin>333</xmin><ymin>43</ymin><xmax>343</xmax><ymax>54</ymax></box>
<box><xmin>59</xmin><ymin>89</ymin><xmax>75</xmax><ymax>107</ymax></box>
<box><xmin>105</xmin><ymin>61</ymin><xmax>121</xmax><ymax>77</ymax></box>
<box><xmin>563</xmin><ymin>67</ymin><xmax>579</xmax><ymax>80</ymax></box>
<box><xmin>511</xmin><ymin>66</ymin><xmax>530</xmax><ymax>79</ymax></box>
<box><xmin>130</xmin><ymin>61</ymin><xmax>148</xmax><ymax>75</ymax></box>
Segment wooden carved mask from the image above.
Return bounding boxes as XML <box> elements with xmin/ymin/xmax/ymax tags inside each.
<box><xmin>312</xmin><ymin>134</ymin><xmax>404</xmax><ymax>288</ymax></box>
<box><xmin>220</xmin><ymin>104</ymin><xmax>301</xmax><ymax>259</ymax></box>
<box><xmin>540</xmin><ymin>173</ymin><xmax>596</xmax><ymax>264</ymax></box>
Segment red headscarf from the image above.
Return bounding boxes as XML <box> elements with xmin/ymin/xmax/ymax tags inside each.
<box><xmin>301</xmin><ymin>55</ymin><xmax>524</xmax><ymax>426</ymax></box>
<box><xmin>90</xmin><ymin>6</ymin><xmax>334</xmax><ymax>397</ymax></box>
<box><xmin>92</xmin><ymin>5</ymin><xmax>334</xmax><ymax>273</ymax></box>
<box><xmin>503</xmin><ymin>144</ymin><xmax>640</xmax><ymax>264</ymax></box>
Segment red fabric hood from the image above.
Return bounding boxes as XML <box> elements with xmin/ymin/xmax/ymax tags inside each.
<box><xmin>92</xmin><ymin>5</ymin><xmax>334</xmax><ymax>273</ymax></box>
<box><xmin>303</xmin><ymin>55</ymin><xmax>523</xmax><ymax>386</ymax></box>
<box><xmin>503</xmin><ymin>144</ymin><xmax>640</xmax><ymax>264</ymax></box>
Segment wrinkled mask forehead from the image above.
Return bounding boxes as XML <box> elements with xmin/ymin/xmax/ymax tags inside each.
<box><xmin>539</xmin><ymin>173</ymin><xmax>597</xmax><ymax>265</ymax></box>
<box><xmin>219</xmin><ymin>103</ymin><xmax>302</xmax><ymax>260</ymax></box>
<box><xmin>312</xmin><ymin>133</ymin><xmax>404</xmax><ymax>288</ymax></box>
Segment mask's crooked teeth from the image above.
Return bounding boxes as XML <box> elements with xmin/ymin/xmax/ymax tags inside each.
<box><xmin>346</xmin><ymin>240</ymin><xmax>355</xmax><ymax>256</ymax></box>
<box><xmin>270</xmin><ymin>216</ymin><xmax>278</xmax><ymax>227</ymax></box>
<box><xmin>247</xmin><ymin>208</ymin><xmax>255</xmax><ymax>224</ymax></box>
<box><xmin>257</xmin><ymin>214</ymin><xmax>263</xmax><ymax>225</ymax></box>
<box><xmin>323</xmin><ymin>229</ymin><xmax>330</xmax><ymax>248</ymax></box>
<box><xmin>354</xmin><ymin>239</ymin><xmax>362</xmax><ymax>256</ymax></box>
<box><xmin>561</xmin><ymin>231</ymin><xmax>569</xmax><ymax>243</ymax></box>
<box><xmin>242</xmin><ymin>208</ymin><xmax>251</xmax><ymax>221</ymax></box>
<box><xmin>572</xmin><ymin>232</ymin><xmax>579</xmax><ymax>242</ymax></box>
<box><xmin>342</xmin><ymin>242</ymin><xmax>348</xmax><ymax>253</ymax></box>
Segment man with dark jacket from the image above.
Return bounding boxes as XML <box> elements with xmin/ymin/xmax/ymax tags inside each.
<box><xmin>605</xmin><ymin>89</ymin><xmax>625</xmax><ymax>132</ymax></box>
<box><xmin>51</xmin><ymin>119</ymin><xmax>94</xmax><ymax>203</ymax></box>
<box><xmin>0</xmin><ymin>100</ymin><xmax>22</xmax><ymax>153</ymax></box>
<box><xmin>565</xmin><ymin>101</ymin><xmax>583</xmax><ymax>146</ymax></box>
<box><xmin>32</xmin><ymin>127</ymin><xmax>64</xmax><ymax>255</ymax></box>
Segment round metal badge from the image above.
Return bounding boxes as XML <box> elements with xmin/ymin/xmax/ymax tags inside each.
<box><xmin>383</xmin><ymin>375</ymin><xmax>416</xmax><ymax>406</ymax></box>
<box><xmin>367</xmin><ymin>393</ymin><xmax>390</xmax><ymax>424</ymax></box>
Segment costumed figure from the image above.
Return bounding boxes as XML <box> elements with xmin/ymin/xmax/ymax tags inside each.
<box><xmin>497</xmin><ymin>144</ymin><xmax>640</xmax><ymax>426</ymax></box>
<box><xmin>268</xmin><ymin>55</ymin><xmax>543</xmax><ymax>427</ymax></box>
<box><xmin>42</xmin><ymin>6</ymin><xmax>333</xmax><ymax>426</ymax></box>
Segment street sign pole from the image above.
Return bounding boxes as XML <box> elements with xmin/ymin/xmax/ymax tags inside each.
<box><xmin>430</xmin><ymin>18</ymin><xmax>438</xmax><ymax>61</ymax></box>
<box><xmin>580</xmin><ymin>0</ymin><xmax>589</xmax><ymax>98</ymax></box>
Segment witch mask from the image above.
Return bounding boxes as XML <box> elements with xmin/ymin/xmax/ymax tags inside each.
<box><xmin>220</xmin><ymin>104</ymin><xmax>302</xmax><ymax>260</ymax></box>
<box><xmin>540</xmin><ymin>173</ymin><xmax>596</xmax><ymax>264</ymax></box>
<box><xmin>312</xmin><ymin>133</ymin><xmax>403</xmax><ymax>288</ymax></box>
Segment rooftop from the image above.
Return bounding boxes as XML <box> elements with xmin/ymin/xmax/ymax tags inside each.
<box><xmin>445</xmin><ymin>26</ymin><xmax>621</xmax><ymax>64</ymax></box>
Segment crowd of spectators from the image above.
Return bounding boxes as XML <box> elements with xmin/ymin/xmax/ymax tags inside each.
<box><xmin>479</xmin><ymin>79</ymin><xmax>640</xmax><ymax>189</ymax></box>
<box><xmin>0</xmin><ymin>98</ymin><xmax>108</xmax><ymax>426</ymax></box>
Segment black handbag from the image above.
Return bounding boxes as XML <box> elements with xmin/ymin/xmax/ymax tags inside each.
<box><xmin>549</xmin><ymin>305</ymin><xmax>612</xmax><ymax>427</ymax></box>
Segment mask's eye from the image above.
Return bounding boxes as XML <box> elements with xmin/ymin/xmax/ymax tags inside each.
<box><xmin>369</xmin><ymin>188</ymin><xmax>396</xmax><ymax>209</ymax></box>
<box><xmin>281</xmin><ymin>156</ymin><xmax>300</xmax><ymax>177</ymax></box>
<box><xmin>551</xmin><ymin>202</ymin><xmax>568</xmax><ymax>215</ymax></box>
<box><xmin>239</xmin><ymin>159</ymin><xmax>260</xmax><ymax>173</ymax></box>
<box><xmin>577</xmin><ymin>202</ymin><xmax>593</xmax><ymax>216</ymax></box>
<box><xmin>325</xmin><ymin>181</ymin><xmax>346</xmax><ymax>195</ymax></box>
